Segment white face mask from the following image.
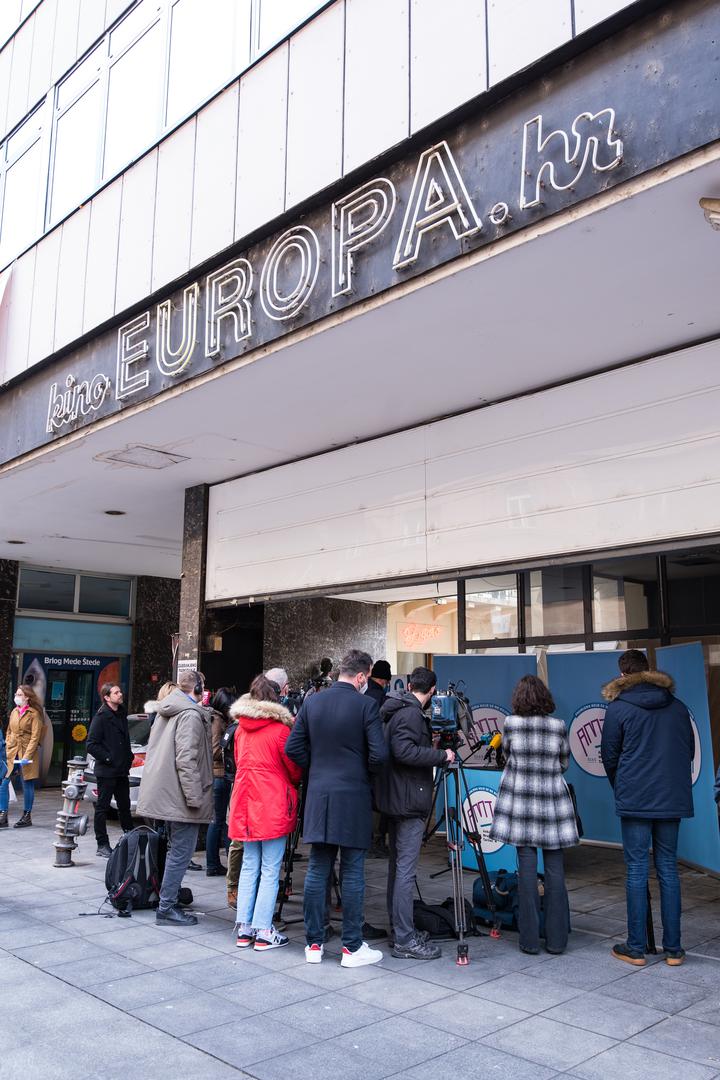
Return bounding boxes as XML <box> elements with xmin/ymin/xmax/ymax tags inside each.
<box><xmin>358</xmin><ymin>680</ymin><xmax>368</xmax><ymax>694</ymax></box>
<box><xmin>14</xmin><ymin>694</ymin><xmax>25</xmax><ymax>707</ymax></box>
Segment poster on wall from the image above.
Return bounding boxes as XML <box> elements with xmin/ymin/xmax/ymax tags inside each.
<box><xmin>657</xmin><ymin>643</ymin><xmax>720</xmax><ymax>874</ymax></box>
<box><xmin>547</xmin><ymin>651</ymin><xmax>624</xmax><ymax>845</ymax></box>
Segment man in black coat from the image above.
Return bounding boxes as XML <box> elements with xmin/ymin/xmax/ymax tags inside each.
<box><xmin>600</xmin><ymin>649</ymin><xmax>694</xmax><ymax>967</ymax></box>
<box><xmin>286</xmin><ymin>649</ymin><xmax>388</xmax><ymax>968</ymax></box>
<box><xmin>375</xmin><ymin>667</ymin><xmax>454</xmax><ymax>959</ymax></box>
<box><xmin>87</xmin><ymin>683</ymin><xmax>134</xmax><ymax>857</ymax></box>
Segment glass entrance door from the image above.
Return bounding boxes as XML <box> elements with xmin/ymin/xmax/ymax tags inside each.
<box><xmin>44</xmin><ymin>670</ymin><xmax>94</xmax><ymax>784</ymax></box>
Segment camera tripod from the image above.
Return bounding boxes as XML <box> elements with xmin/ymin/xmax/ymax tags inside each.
<box><xmin>274</xmin><ymin>787</ymin><xmax>341</xmax><ymax>927</ymax></box>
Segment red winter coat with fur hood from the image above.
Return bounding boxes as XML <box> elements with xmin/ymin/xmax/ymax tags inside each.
<box><xmin>227</xmin><ymin>694</ymin><xmax>303</xmax><ymax>841</ymax></box>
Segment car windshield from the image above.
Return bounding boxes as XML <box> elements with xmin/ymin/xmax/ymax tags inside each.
<box><xmin>127</xmin><ymin>715</ymin><xmax>151</xmax><ymax>746</ymax></box>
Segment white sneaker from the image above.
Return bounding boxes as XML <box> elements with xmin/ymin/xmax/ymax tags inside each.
<box><xmin>253</xmin><ymin>927</ymin><xmax>289</xmax><ymax>951</ymax></box>
<box><xmin>305</xmin><ymin>943</ymin><xmax>324</xmax><ymax>964</ymax></box>
<box><xmin>340</xmin><ymin>941</ymin><xmax>383</xmax><ymax>968</ymax></box>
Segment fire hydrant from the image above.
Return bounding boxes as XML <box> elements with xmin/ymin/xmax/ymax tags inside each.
<box><xmin>53</xmin><ymin>756</ymin><xmax>90</xmax><ymax>868</ymax></box>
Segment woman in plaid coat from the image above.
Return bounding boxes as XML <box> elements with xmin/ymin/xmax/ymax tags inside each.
<box><xmin>489</xmin><ymin>675</ymin><xmax>578</xmax><ymax>955</ymax></box>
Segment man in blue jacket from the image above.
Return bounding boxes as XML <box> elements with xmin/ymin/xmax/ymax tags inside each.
<box><xmin>600</xmin><ymin>649</ymin><xmax>694</xmax><ymax>967</ymax></box>
<box><xmin>286</xmin><ymin>649</ymin><xmax>388</xmax><ymax>968</ymax></box>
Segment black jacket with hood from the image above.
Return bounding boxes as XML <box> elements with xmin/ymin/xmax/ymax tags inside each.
<box><xmin>87</xmin><ymin>703</ymin><xmax>133</xmax><ymax>779</ymax></box>
<box><xmin>374</xmin><ymin>690</ymin><xmax>447</xmax><ymax>819</ymax></box>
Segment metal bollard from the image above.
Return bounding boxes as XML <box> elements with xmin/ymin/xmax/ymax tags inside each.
<box><xmin>53</xmin><ymin>756</ymin><xmax>90</xmax><ymax>868</ymax></box>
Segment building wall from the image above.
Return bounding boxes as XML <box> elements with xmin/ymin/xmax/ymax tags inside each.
<box><xmin>129</xmin><ymin>574</ymin><xmax>180</xmax><ymax>712</ymax></box>
<box><xmin>263</xmin><ymin>596</ymin><xmax>387</xmax><ymax>690</ymax></box>
<box><xmin>0</xmin><ymin>560</ymin><xmax>18</xmax><ymax>726</ymax></box>
<box><xmin>0</xmin><ymin>0</ymin><xmax>642</xmax><ymax>384</ymax></box>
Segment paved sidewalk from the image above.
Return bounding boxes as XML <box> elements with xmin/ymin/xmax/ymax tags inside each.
<box><xmin>2</xmin><ymin>792</ymin><xmax>720</xmax><ymax>1079</ymax></box>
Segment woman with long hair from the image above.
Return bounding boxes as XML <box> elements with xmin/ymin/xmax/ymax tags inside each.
<box><xmin>227</xmin><ymin>674</ymin><xmax>302</xmax><ymax>951</ymax></box>
<box><xmin>206</xmin><ymin>686</ymin><xmax>235</xmax><ymax>876</ymax></box>
<box><xmin>489</xmin><ymin>674</ymin><xmax>578</xmax><ymax>955</ymax></box>
<box><xmin>0</xmin><ymin>684</ymin><xmax>45</xmax><ymax>828</ymax></box>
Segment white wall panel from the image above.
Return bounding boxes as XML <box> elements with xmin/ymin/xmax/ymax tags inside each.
<box><xmin>115</xmin><ymin>149</ymin><xmax>157</xmax><ymax>313</ymax></box>
<box><xmin>50</xmin><ymin>0</ymin><xmax>80</xmax><ymax>83</ymax></box>
<box><xmin>3</xmin><ymin>249</ymin><xmax>35</xmax><ymax>380</ymax></box>
<box><xmin>27</xmin><ymin>226</ymin><xmax>60</xmax><ymax>366</ymax></box>
<box><xmin>77</xmin><ymin>0</ymin><xmax>106</xmax><ymax>57</ymax></box>
<box><xmin>0</xmin><ymin>42</ymin><xmax>12</xmax><ymax>138</ymax></box>
<box><xmin>344</xmin><ymin>0</ymin><xmax>409</xmax><ymax>174</ymax></box>
<box><xmin>574</xmin><ymin>0</ymin><xmax>634</xmax><ymax>33</ymax></box>
<box><xmin>190</xmin><ymin>84</ymin><xmax>238</xmax><ymax>268</ymax></box>
<box><xmin>206</xmin><ymin>429</ymin><xmax>428</xmax><ymax>600</ymax></box>
<box><xmin>83</xmin><ymin>179</ymin><xmax>121</xmax><ymax>332</ymax></box>
<box><xmin>487</xmin><ymin>0</ymin><xmax>572</xmax><ymax>86</ymax></box>
<box><xmin>286</xmin><ymin>1</ymin><xmax>343</xmax><ymax>208</ymax></box>
<box><xmin>26</xmin><ymin>0</ymin><xmax>56</xmax><ymax>110</ymax></box>
<box><xmin>6</xmin><ymin>17</ymin><xmax>33</xmax><ymax>130</ymax></box>
<box><xmin>54</xmin><ymin>202</ymin><xmax>89</xmax><ymax>348</ymax></box>
<box><xmin>152</xmin><ymin>118</ymin><xmax>195</xmax><ymax>291</ymax></box>
<box><xmin>235</xmin><ymin>42</ymin><xmax>288</xmax><ymax>240</ymax></box>
<box><xmin>0</xmin><ymin>2</ymin><xmax>22</xmax><ymax>49</ymax></box>
<box><xmin>410</xmin><ymin>0</ymin><xmax>486</xmax><ymax>133</ymax></box>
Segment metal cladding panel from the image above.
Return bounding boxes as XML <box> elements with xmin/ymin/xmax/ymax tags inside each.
<box><xmin>3</xmin><ymin>249</ymin><xmax>35</xmax><ymax>382</ymax></box>
<box><xmin>425</xmin><ymin>345</ymin><xmax>720</xmax><ymax>570</ymax></box>
<box><xmin>191</xmin><ymin>84</ymin><xmax>238</xmax><ymax>268</ymax></box>
<box><xmin>26</xmin><ymin>0</ymin><xmax>55</xmax><ymax>110</ymax></box>
<box><xmin>50</xmin><ymin>0</ymin><xmax>81</xmax><ymax>84</ymax></box>
<box><xmin>6</xmin><ymin>17</ymin><xmax>32</xmax><ymax>130</ymax></box>
<box><xmin>0</xmin><ymin>44</ymin><xmax>12</xmax><ymax>140</ymax></box>
<box><xmin>115</xmin><ymin>150</ymin><xmax>158</xmax><ymax>313</ymax></box>
<box><xmin>286</xmin><ymin>1</ymin><xmax>344</xmax><ymax>209</ymax></box>
<box><xmin>27</xmin><ymin>227</ymin><xmax>61</xmax><ymax>368</ymax></box>
<box><xmin>574</xmin><ymin>0</ymin><xmax>635</xmax><ymax>33</ymax></box>
<box><xmin>152</xmin><ymin>118</ymin><xmax>196</xmax><ymax>292</ymax></box>
<box><xmin>488</xmin><ymin>0</ymin><xmax>572</xmax><ymax>86</ymax></box>
<box><xmin>77</xmin><ymin>0</ymin><xmax>107</xmax><ymax>59</ymax></box>
<box><xmin>410</xmin><ymin>0</ymin><xmax>487</xmax><ymax>133</ymax></box>
<box><xmin>54</xmin><ymin>203</ymin><xmax>90</xmax><ymax>350</ymax></box>
<box><xmin>206</xmin><ymin>429</ymin><xmax>428</xmax><ymax>600</ymax></box>
<box><xmin>343</xmin><ymin>0</ymin><xmax>409</xmax><ymax>174</ymax></box>
<box><xmin>83</xmin><ymin>179</ymin><xmax>122</xmax><ymax>333</ymax></box>
<box><xmin>235</xmin><ymin>42</ymin><xmax>288</xmax><ymax>241</ymax></box>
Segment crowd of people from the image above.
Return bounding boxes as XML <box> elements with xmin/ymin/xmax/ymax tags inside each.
<box><xmin>0</xmin><ymin>646</ymin><xmax>703</xmax><ymax>970</ymax></box>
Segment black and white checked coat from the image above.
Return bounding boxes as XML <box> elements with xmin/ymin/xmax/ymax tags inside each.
<box><xmin>488</xmin><ymin>714</ymin><xmax>579</xmax><ymax>850</ymax></box>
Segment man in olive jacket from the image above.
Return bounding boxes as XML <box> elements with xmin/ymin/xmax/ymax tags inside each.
<box><xmin>137</xmin><ymin>670</ymin><xmax>213</xmax><ymax>926</ymax></box>
<box><xmin>375</xmin><ymin>667</ymin><xmax>454</xmax><ymax>959</ymax></box>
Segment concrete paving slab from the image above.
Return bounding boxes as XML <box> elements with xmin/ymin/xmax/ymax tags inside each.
<box><xmin>466</xmin><ymin>970</ymin><xmax>582</xmax><ymax>1012</ymax></box>
<box><xmin>481</xmin><ymin>1014</ymin><xmax>617</xmax><ymax>1071</ymax></box>
<box><xmin>326</xmin><ymin>1014</ymin><xmax>467</xmax><ymax>1071</ymax></box>
<box><xmin>132</xmin><ymin>988</ymin><xmax>248</xmax><ymax>1036</ymax></box>
<box><xmin>630</xmin><ymin>1015</ymin><xmax>720</xmax><ymax>1069</ymax></box>
<box><xmin>404</xmin><ymin>990</ymin><xmax>530</xmax><ymax>1037</ymax></box>
<box><xmin>184</xmin><ymin>1015</ymin><xmax>316</xmax><ymax>1068</ymax></box>
<box><xmin>542</xmin><ymin>988</ymin><xmax>666</xmax><ymax>1038</ymax></box>
<box><xmin>391</xmin><ymin>1042</ymin><xmax>557</xmax><ymax>1080</ymax></box>
<box><xmin>272</xmin><ymin>990</ymin><xmax>392</xmax><ymax>1037</ymax></box>
<box><xmin>572</xmin><ymin>1040</ymin><xmax>718</xmax><ymax>1080</ymax></box>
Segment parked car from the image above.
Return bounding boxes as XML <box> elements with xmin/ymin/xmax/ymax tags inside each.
<box><xmin>84</xmin><ymin>713</ymin><xmax>150</xmax><ymax>815</ymax></box>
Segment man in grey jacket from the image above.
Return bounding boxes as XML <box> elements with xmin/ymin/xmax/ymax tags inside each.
<box><xmin>137</xmin><ymin>670</ymin><xmax>213</xmax><ymax>926</ymax></box>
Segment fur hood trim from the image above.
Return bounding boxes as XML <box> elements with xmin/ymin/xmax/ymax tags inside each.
<box><xmin>602</xmin><ymin>670</ymin><xmax>674</xmax><ymax>702</ymax></box>
<box><xmin>144</xmin><ymin>700</ymin><xmax>160</xmax><ymax>714</ymax></box>
<box><xmin>230</xmin><ymin>694</ymin><xmax>293</xmax><ymax>727</ymax></box>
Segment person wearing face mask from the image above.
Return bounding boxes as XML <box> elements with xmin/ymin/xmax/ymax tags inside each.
<box><xmin>1</xmin><ymin>684</ymin><xmax>45</xmax><ymax>828</ymax></box>
<box><xmin>286</xmin><ymin>649</ymin><xmax>388</xmax><ymax>968</ymax></box>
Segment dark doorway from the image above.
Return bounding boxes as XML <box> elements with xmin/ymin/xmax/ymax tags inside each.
<box><xmin>201</xmin><ymin>605</ymin><xmax>264</xmax><ymax>696</ymax></box>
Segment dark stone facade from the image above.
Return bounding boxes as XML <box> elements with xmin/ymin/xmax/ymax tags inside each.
<box><xmin>130</xmin><ymin>575</ymin><xmax>181</xmax><ymax>712</ymax></box>
<box><xmin>263</xmin><ymin>597</ymin><xmax>387</xmax><ymax>690</ymax></box>
<box><xmin>0</xmin><ymin>560</ymin><xmax>18</xmax><ymax>727</ymax></box>
<box><xmin>178</xmin><ymin>484</ymin><xmax>208</xmax><ymax>669</ymax></box>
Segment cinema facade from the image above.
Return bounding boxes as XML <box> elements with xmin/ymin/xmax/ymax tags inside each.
<box><xmin>1</xmin><ymin>0</ymin><xmax>720</xmax><ymax>773</ymax></box>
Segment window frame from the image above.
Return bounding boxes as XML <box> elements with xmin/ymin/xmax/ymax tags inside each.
<box><xmin>16</xmin><ymin>565</ymin><xmax>135</xmax><ymax>623</ymax></box>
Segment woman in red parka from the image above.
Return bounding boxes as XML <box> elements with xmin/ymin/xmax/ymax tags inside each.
<box><xmin>227</xmin><ymin>673</ymin><xmax>302</xmax><ymax>951</ymax></box>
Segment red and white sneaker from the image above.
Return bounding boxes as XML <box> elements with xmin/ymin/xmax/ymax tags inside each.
<box><xmin>341</xmin><ymin>941</ymin><xmax>383</xmax><ymax>968</ymax></box>
<box><xmin>254</xmin><ymin>927</ymin><xmax>289</xmax><ymax>951</ymax></box>
<box><xmin>236</xmin><ymin>930</ymin><xmax>255</xmax><ymax>949</ymax></box>
<box><xmin>305</xmin><ymin>943</ymin><xmax>324</xmax><ymax>964</ymax></box>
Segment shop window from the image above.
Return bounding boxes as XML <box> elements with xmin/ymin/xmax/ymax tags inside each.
<box><xmin>18</xmin><ymin>568</ymin><xmax>75</xmax><ymax>612</ymax></box>
<box><xmin>525</xmin><ymin>566</ymin><xmax>585</xmax><ymax>638</ymax></box>
<box><xmin>666</xmin><ymin>548</ymin><xmax>720</xmax><ymax>629</ymax></box>
<box><xmin>592</xmin><ymin>555</ymin><xmax>658</xmax><ymax>633</ymax></box>
<box><xmin>256</xmin><ymin>0</ymin><xmax>322</xmax><ymax>52</ymax></box>
<box><xmin>465</xmin><ymin>575</ymin><xmax>518</xmax><ymax>641</ymax></box>
<box><xmin>78</xmin><ymin>575</ymin><xmax>132</xmax><ymax>618</ymax></box>
<box><xmin>166</xmin><ymin>0</ymin><xmax>245</xmax><ymax>127</ymax></box>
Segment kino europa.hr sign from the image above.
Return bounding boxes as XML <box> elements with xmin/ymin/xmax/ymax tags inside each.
<box><xmin>46</xmin><ymin>108</ymin><xmax>623</xmax><ymax>434</ymax></box>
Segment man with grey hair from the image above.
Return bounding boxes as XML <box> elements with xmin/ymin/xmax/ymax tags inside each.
<box><xmin>265</xmin><ymin>668</ymin><xmax>289</xmax><ymax>695</ymax></box>
<box><xmin>137</xmin><ymin>669</ymin><xmax>213</xmax><ymax>926</ymax></box>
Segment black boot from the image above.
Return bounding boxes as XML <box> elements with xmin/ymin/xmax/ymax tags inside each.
<box><xmin>0</xmin><ymin>811</ymin><xmax>8</xmax><ymax>828</ymax></box>
<box><xmin>13</xmin><ymin>811</ymin><xmax>32</xmax><ymax>828</ymax></box>
<box><xmin>156</xmin><ymin>905</ymin><xmax>198</xmax><ymax>926</ymax></box>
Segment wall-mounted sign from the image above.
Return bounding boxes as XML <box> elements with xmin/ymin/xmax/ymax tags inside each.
<box><xmin>1</xmin><ymin>0</ymin><xmax>718</xmax><ymax>463</ymax></box>
<box><xmin>397</xmin><ymin>621</ymin><xmax>451</xmax><ymax>652</ymax></box>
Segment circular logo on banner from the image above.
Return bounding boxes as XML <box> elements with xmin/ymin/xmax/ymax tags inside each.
<box><xmin>461</xmin><ymin>786</ymin><xmax>503</xmax><ymax>853</ymax></box>
<box><xmin>569</xmin><ymin>704</ymin><xmax>607</xmax><ymax>776</ymax></box>
<box><xmin>689</xmin><ymin>711</ymin><xmax>701</xmax><ymax>785</ymax></box>
<box><xmin>470</xmin><ymin>703</ymin><xmax>508</xmax><ymax>739</ymax></box>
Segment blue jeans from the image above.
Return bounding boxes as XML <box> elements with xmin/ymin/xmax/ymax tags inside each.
<box><xmin>206</xmin><ymin>778</ymin><xmax>231</xmax><ymax>871</ymax></box>
<box><xmin>0</xmin><ymin>768</ymin><xmax>35</xmax><ymax>813</ymax></box>
<box><xmin>236</xmin><ymin>836</ymin><xmax>286</xmax><ymax>932</ymax></box>
<box><xmin>621</xmin><ymin>817</ymin><xmax>681</xmax><ymax>954</ymax></box>
<box><xmin>304</xmin><ymin>843</ymin><xmax>366</xmax><ymax>952</ymax></box>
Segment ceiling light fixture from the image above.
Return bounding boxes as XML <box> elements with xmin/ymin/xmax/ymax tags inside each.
<box><xmin>6</xmin><ymin>539</ymin><xmax>25</xmax><ymax>545</ymax></box>
<box><xmin>104</xmin><ymin>510</ymin><xmax>126</xmax><ymax>516</ymax></box>
<box><xmin>699</xmin><ymin>197</ymin><xmax>720</xmax><ymax>230</ymax></box>
<box><xmin>97</xmin><ymin>445</ymin><xmax>189</xmax><ymax>469</ymax></box>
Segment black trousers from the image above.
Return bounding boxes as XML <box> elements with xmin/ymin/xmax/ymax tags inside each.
<box><xmin>517</xmin><ymin>846</ymin><xmax>569</xmax><ymax>953</ymax></box>
<box><xmin>94</xmin><ymin>775</ymin><xmax>133</xmax><ymax>845</ymax></box>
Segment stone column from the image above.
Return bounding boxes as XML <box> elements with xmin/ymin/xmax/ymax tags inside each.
<box><xmin>130</xmin><ymin>575</ymin><xmax>181</xmax><ymax>712</ymax></box>
<box><xmin>0</xmin><ymin>560</ymin><xmax>18</xmax><ymax>725</ymax></box>
<box><xmin>177</xmin><ymin>484</ymin><xmax>209</xmax><ymax>676</ymax></box>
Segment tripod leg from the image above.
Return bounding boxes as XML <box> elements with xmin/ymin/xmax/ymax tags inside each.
<box><xmin>458</xmin><ymin>762</ymin><xmax>501</xmax><ymax>939</ymax></box>
<box><xmin>645</xmin><ymin>883</ymin><xmax>657</xmax><ymax>954</ymax></box>
<box><xmin>423</xmin><ymin>771</ymin><xmax>444</xmax><ymax>845</ymax></box>
<box><xmin>443</xmin><ymin>768</ymin><xmax>469</xmax><ymax>966</ymax></box>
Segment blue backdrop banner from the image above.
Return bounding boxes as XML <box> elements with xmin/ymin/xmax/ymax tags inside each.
<box><xmin>547</xmin><ymin>651</ymin><xmax>625</xmax><ymax>845</ymax></box>
<box><xmin>657</xmin><ymin>643</ymin><xmax>720</xmax><ymax>874</ymax></box>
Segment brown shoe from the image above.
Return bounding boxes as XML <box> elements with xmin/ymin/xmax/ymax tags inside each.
<box><xmin>612</xmin><ymin>943</ymin><xmax>646</xmax><ymax>966</ymax></box>
<box><xmin>227</xmin><ymin>889</ymin><xmax>238</xmax><ymax>909</ymax></box>
<box><xmin>665</xmin><ymin>949</ymin><xmax>685</xmax><ymax>966</ymax></box>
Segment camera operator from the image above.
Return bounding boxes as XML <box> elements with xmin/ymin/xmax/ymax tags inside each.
<box><xmin>375</xmin><ymin>666</ymin><xmax>454</xmax><ymax>959</ymax></box>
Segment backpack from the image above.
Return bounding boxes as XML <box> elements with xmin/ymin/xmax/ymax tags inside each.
<box><xmin>413</xmin><ymin>897</ymin><xmax>478</xmax><ymax>939</ymax></box>
<box><xmin>105</xmin><ymin>826</ymin><xmax>165</xmax><ymax>913</ymax></box>
<box><xmin>222</xmin><ymin>721</ymin><xmax>238</xmax><ymax>779</ymax></box>
<box><xmin>473</xmin><ymin>868</ymin><xmax>520</xmax><ymax>931</ymax></box>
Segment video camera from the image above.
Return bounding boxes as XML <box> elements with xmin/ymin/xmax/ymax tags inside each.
<box><xmin>431</xmin><ymin>681</ymin><xmax>503</xmax><ymax>762</ymax></box>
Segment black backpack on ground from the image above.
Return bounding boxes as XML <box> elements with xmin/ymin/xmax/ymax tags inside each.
<box><xmin>413</xmin><ymin>897</ymin><xmax>478</xmax><ymax>939</ymax></box>
<box><xmin>105</xmin><ymin>825</ymin><xmax>165</xmax><ymax>913</ymax></box>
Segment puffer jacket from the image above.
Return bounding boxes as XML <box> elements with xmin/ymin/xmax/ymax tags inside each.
<box><xmin>600</xmin><ymin>670</ymin><xmax>694</xmax><ymax>819</ymax></box>
<box><xmin>227</xmin><ymin>695</ymin><xmax>302</xmax><ymax>842</ymax></box>
<box><xmin>374</xmin><ymin>691</ymin><xmax>446</xmax><ymax>819</ymax></box>
<box><xmin>136</xmin><ymin>689</ymin><xmax>213</xmax><ymax>824</ymax></box>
